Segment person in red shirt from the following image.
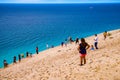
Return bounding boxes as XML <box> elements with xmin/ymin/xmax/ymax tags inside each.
<box><xmin>36</xmin><ymin>46</ymin><xmax>39</xmax><ymax>54</ymax></box>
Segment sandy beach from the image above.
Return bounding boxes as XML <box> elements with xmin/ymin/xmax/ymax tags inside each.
<box><xmin>0</xmin><ymin>29</ymin><xmax>120</xmax><ymax>80</ymax></box>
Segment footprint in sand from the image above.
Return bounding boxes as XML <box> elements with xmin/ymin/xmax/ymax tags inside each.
<box><xmin>58</xmin><ymin>50</ymin><xmax>61</xmax><ymax>52</ymax></box>
<box><xmin>109</xmin><ymin>37</ymin><xmax>114</xmax><ymax>39</ymax></box>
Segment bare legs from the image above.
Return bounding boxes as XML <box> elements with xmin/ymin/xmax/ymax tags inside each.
<box><xmin>80</xmin><ymin>56</ymin><xmax>86</xmax><ymax>66</ymax></box>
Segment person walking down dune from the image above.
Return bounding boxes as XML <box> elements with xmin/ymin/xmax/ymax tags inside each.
<box><xmin>78</xmin><ymin>38</ymin><xmax>90</xmax><ymax>66</ymax></box>
<box><xmin>103</xmin><ymin>31</ymin><xmax>107</xmax><ymax>40</ymax></box>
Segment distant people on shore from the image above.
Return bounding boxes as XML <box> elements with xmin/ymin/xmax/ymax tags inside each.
<box><xmin>68</xmin><ymin>36</ymin><xmax>74</xmax><ymax>44</ymax></box>
<box><xmin>21</xmin><ymin>53</ymin><xmax>24</xmax><ymax>58</ymax></box>
<box><xmin>64</xmin><ymin>39</ymin><xmax>67</xmax><ymax>46</ymax></box>
<box><xmin>30</xmin><ymin>53</ymin><xmax>32</xmax><ymax>57</ymax></box>
<box><xmin>26</xmin><ymin>52</ymin><xmax>29</xmax><ymax>57</ymax></box>
<box><xmin>36</xmin><ymin>46</ymin><xmax>39</xmax><ymax>54</ymax></box>
<box><xmin>13</xmin><ymin>56</ymin><xmax>17</xmax><ymax>64</ymax></box>
<box><xmin>61</xmin><ymin>42</ymin><xmax>64</xmax><ymax>47</ymax></box>
<box><xmin>18</xmin><ymin>54</ymin><xmax>21</xmax><ymax>62</ymax></box>
<box><xmin>2</xmin><ymin>30</ymin><xmax>110</xmax><ymax>68</ymax></box>
<box><xmin>3</xmin><ymin>60</ymin><xmax>8</xmax><ymax>68</ymax></box>
<box><xmin>75</xmin><ymin>38</ymin><xmax>79</xmax><ymax>44</ymax></box>
<box><xmin>94</xmin><ymin>34</ymin><xmax>98</xmax><ymax>49</ymax></box>
<box><xmin>46</xmin><ymin>43</ymin><xmax>49</xmax><ymax>49</ymax></box>
<box><xmin>103</xmin><ymin>31</ymin><xmax>107</xmax><ymax>40</ymax></box>
<box><xmin>51</xmin><ymin>45</ymin><xmax>54</xmax><ymax>48</ymax></box>
<box><xmin>78</xmin><ymin>38</ymin><xmax>90</xmax><ymax>66</ymax></box>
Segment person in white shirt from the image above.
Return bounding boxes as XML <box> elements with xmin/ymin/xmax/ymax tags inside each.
<box><xmin>46</xmin><ymin>43</ymin><xmax>49</xmax><ymax>49</ymax></box>
<box><xmin>94</xmin><ymin>34</ymin><xmax>98</xmax><ymax>49</ymax></box>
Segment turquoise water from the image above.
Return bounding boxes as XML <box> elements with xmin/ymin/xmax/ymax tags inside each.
<box><xmin>0</xmin><ymin>3</ymin><xmax>120</xmax><ymax>68</ymax></box>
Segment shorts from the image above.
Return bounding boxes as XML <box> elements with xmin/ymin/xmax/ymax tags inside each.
<box><xmin>80</xmin><ymin>53</ymin><xmax>86</xmax><ymax>57</ymax></box>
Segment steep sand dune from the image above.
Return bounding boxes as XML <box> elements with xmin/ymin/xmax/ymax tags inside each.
<box><xmin>0</xmin><ymin>29</ymin><xmax>120</xmax><ymax>80</ymax></box>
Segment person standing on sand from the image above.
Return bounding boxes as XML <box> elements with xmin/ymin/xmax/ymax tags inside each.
<box><xmin>103</xmin><ymin>31</ymin><xmax>107</xmax><ymax>40</ymax></box>
<box><xmin>26</xmin><ymin>52</ymin><xmax>29</xmax><ymax>57</ymax></box>
<box><xmin>70</xmin><ymin>37</ymin><xmax>74</xmax><ymax>43</ymax></box>
<box><xmin>36</xmin><ymin>46</ymin><xmax>39</xmax><ymax>54</ymax></box>
<box><xmin>13</xmin><ymin>56</ymin><xmax>17</xmax><ymax>64</ymax></box>
<box><xmin>94</xmin><ymin>34</ymin><xmax>98</xmax><ymax>49</ymax></box>
<box><xmin>75</xmin><ymin>38</ymin><xmax>79</xmax><ymax>44</ymax></box>
<box><xmin>78</xmin><ymin>38</ymin><xmax>90</xmax><ymax>66</ymax></box>
<box><xmin>18</xmin><ymin>54</ymin><xmax>21</xmax><ymax>62</ymax></box>
<box><xmin>61</xmin><ymin>42</ymin><xmax>64</xmax><ymax>47</ymax></box>
<box><xmin>46</xmin><ymin>43</ymin><xmax>49</xmax><ymax>49</ymax></box>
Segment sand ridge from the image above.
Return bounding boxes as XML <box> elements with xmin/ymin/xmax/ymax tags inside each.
<box><xmin>0</xmin><ymin>29</ymin><xmax>120</xmax><ymax>80</ymax></box>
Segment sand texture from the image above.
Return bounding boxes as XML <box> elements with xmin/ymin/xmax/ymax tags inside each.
<box><xmin>0</xmin><ymin>29</ymin><xmax>120</xmax><ymax>80</ymax></box>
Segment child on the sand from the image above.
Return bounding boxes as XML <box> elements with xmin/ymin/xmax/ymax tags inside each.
<box><xmin>90</xmin><ymin>45</ymin><xmax>94</xmax><ymax>50</ymax></box>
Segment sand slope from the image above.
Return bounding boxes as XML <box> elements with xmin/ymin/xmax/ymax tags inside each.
<box><xmin>0</xmin><ymin>29</ymin><xmax>120</xmax><ymax>80</ymax></box>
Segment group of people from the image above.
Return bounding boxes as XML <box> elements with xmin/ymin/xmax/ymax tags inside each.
<box><xmin>3</xmin><ymin>31</ymin><xmax>108</xmax><ymax>68</ymax></box>
<box><xmin>3</xmin><ymin>46</ymin><xmax>39</xmax><ymax>68</ymax></box>
<box><xmin>46</xmin><ymin>43</ymin><xmax>54</xmax><ymax>49</ymax></box>
<box><xmin>78</xmin><ymin>31</ymin><xmax>108</xmax><ymax>66</ymax></box>
<box><xmin>61</xmin><ymin>37</ymin><xmax>79</xmax><ymax>47</ymax></box>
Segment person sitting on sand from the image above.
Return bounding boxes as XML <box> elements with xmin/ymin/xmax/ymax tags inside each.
<box><xmin>90</xmin><ymin>45</ymin><xmax>94</xmax><ymax>50</ymax></box>
<box><xmin>70</xmin><ymin>37</ymin><xmax>74</xmax><ymax>43</ymax></box>
<box><xmin>78</xmin><ymin>38</ymin><xmax>90</xmax><ymax>66</ymax></box>
<box><xmin>30</xmin><ymin>53</ymin><xmax>32</xmax><ymax>57</ymax></box>
<box><xmin>29</xmin><ymin>53</ymin><xmax>32</xmax><ymax>57</ymax></box>
<box><xmin>68</xmin><ymin>36</ymin><xmax>74</xmax><ymax>44</ymax></box>
<box><xmin>51</xmin><ymin>45</ymin><xmax>54</xmax><ymax>48</ymax></box>
<box><xmin>103</xmin><ymin>31</ymin><xmax>107</xmax><ymax>40</ymax></box>
<box><xmin>21</xmin><ymin>53</ymin><xmax>24</xmax><ymax>58</ymax></box>
<box><xmin>3</xmin><ymin>60</ymin><xmax>8</xmax><ymax>68</ymax></box>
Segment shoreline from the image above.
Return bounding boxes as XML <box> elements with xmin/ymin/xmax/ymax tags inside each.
<box><xmin>0</xmin><ymin>29</ymin><xmax>119</xmax><ymax>69</ymax></box>
<box><xmin>0</xmin><ymin>29</ymin><xmax>120</xmax><ymax>80</ymax></box>
<box><xmin>0</xmin><ymin>28</ymin><xmax>119</xmax><ymax>68</ymax></box>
